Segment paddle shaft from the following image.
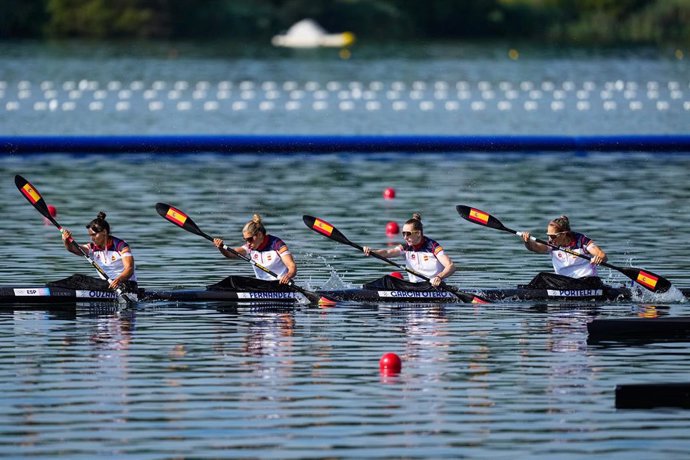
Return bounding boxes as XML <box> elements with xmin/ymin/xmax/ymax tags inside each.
<box><xmin>14</xmin><ymin>175</ymin><xmax>134</xmax><ymax>303</ymax></box>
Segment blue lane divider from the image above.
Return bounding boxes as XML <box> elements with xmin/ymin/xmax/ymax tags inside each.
<box><xmin>2</xmin><ymin>135</ymin><xmax>690</xmax><ymax>154</ymax></box>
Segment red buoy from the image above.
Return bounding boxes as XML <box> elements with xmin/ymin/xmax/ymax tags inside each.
<box><xmin>383</xmin><ymin>187</ymin><xmax>396</xmax><ymax>200</ymax></box>
<box><xmin>44</xmin><ymin>204</ymin><xmax>58</xmax><ymax>225</ymax></box>
<box><xmin>379</xmin><ymin>352</ymin><xmax>402</xmax><ymax>374</ymax></box>
<box><xmin>385</xmin><ymin>221</ymin><xmax>399</xmax><ymax>236</ymax></box>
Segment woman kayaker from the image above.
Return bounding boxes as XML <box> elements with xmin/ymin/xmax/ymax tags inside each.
<box><xmin>520</xmin><ymin>215</ymin><xmax>607</xmax><ymax>288</ymax></box>
<box><xmin>362</xmin><ymin>213</ymin><xmax>456</xmax><ymax>287</ymax></box>
<box><xmin>213</xmin><ymin>214</ymin><xmax>296</xmax><ymax>284</ymax></box>
<box><xmin>60</xmin><ymin>211</ymin><xmax>138</xmax><ymax>291</ymax></box>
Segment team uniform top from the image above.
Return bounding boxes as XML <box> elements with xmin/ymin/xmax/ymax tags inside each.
<box><xmin>399</xmin><ymin>237</ymin><xmax>446</xmax><ymax>283</ymax></box>
<box><xmin>550</xmin><ymin>232</ymin><xmax>597</xmax><ymax>278</ymax></box>
<box><xmin>88</xmin><ymin>236</ymin><xmax>137</xmax><ymax>282</ymax></box>
<box><xmin>243</xmin><ymin>235</ymin><xmax>290</xmax><ymax>281</ymax></box>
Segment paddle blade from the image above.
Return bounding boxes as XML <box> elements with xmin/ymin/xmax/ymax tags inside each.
<box><xmin>15</xmin><ymin>175</ymin><xmax>56</xmax><ymax>224</ymax></box>
<box><xmin>456</xmin><ymin>205</ymin><xmax>513</xmax><ymax>233</ymax></box>
<box><xmin>618</xmin><ymin>266</ymin><xmax>672</xmax><ymax>293</ymax></box>
<box><xmin>303</xmin><ymin>215</ymin><xmax>355</xmax><ymax>247</ymax></box>
<box><xmin>155</xmin><ymin>203</ymin><xmax>205</xmax><ymax>238</ymax></box>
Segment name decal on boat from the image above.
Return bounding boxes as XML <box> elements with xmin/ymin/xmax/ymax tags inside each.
<box><xmin>76</xmin><ymin>290</ymin><xmax>119</xmax><ymax>299</ymax></box>
<box><xmin>237</xmin><ymin>292</ymin><xmax>298</xmax><ymax>299</ymax></box>
<box><xmin>14</xmin><ymin>288</ymin><xmax>51</xmax><ymax>296</ymax></box>
<box><xmin>546</xmin><ymin>289</ymin><xmax>603</xmax><ymax>298</ymax></box>
<box><xmin>377</xmin><ymin>290</ymin><xmax>455</xmax><ymax>298</ymax></box>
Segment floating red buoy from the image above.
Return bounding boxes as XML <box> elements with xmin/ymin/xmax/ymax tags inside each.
<box><xmin>379</xmin><ymin>352</ymin><xmax>402</xmax><ymax>374</ymax></box>
<box><xmin>385</xmin><ymin>221</ymin><xmax>399</xmax><ymax>236</ymax></box>
<box><xmin>390</xmin><ymin>271</ymin><xmax>404</xmax><ymax>279</ymax></box>
<box><xmin>383</xmin><ymin>187</ymin><xmax>396</xmax><ymax>200</ymax></box>
<box><xmin>44</xmin><ymin>204</ymin><xmax>58</xmax><ymax>225</ymax></box>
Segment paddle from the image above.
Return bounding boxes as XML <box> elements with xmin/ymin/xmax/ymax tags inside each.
<box><xmin>456</xmin><ymin>205</ymin><xmax>672</xmax><ymax>293</ymax></box>
<box><xmin>155</xmin><ymin>203</ymin><xmax>323</xmax><ymax>305</ymax></box>
<box><xmin>14</xmin><ymin>174</ymin><xmax>135</xmax><ymax>304</ymax></box>
<box><xmin>302</xmin><ymin>215</ymin><xmax>489</xmax><ymax>304</ymax></box>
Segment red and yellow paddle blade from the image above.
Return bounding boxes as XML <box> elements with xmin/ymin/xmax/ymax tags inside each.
<box><xmin>15</xmin><ymin>175</ymin><xmax>56</xmax><ymax>224</ymax></box>
<box><xmin>621</xmin><ymin>267</ymin><xmax>671</xmax><ymax>292</ymax></box>
<box><xmin>302</xmin><ymin>215</ymin><xmax>354</xmax><ymax>247</ymax></box>
<box><xmin>311</xmin><ymin>217</ymin><xmax>334</xmax><ymax>237</ymax></box>
<box><xmin>468</xmin><ymin>208</ymin><xmax>490</xmax><ymax>225</ymax></box>
<box><xmin>164</xmin><ymin>206</ymin><xmax>188</xmax><ymax>227</ymax></box>
<box><xmin>471</xmin><ymin>295</ymin><xmax>490</xmax><ymax>304</ymax></box>
<box><xmin>155</xmin><ymin>202</ymin><xmax>207</xmax><ymax>238</ymax></box>
<box><xmin>456</xmin><ymin>205</ymin><xmax>514</xmax><ymax>233</ymax></box>
<box><xmin>19</xmin><ymin>181</ymin><xmax>42</xmax><ymax>205</ymax></box>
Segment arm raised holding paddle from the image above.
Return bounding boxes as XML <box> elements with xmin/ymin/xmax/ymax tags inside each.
<box><xmin>61</xmin><ymin>211</ymin><xmax>138</xmax><ymax>291</ymax></box>
<box><xmin>363</xmin><ymin>213</ymin><xmax>455</xmax><ymax>287</ymax></box>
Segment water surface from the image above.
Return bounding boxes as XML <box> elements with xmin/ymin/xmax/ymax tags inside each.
<box><xmin>0</xmin><ymin>152</ymin><xmax>689</xmax><ymax>458</ymax></box>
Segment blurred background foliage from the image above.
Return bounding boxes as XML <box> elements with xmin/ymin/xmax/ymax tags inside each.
<box><xmin>1</xmin><ymin>0</ymin><xmax>688</xmax><ymax>44</ymax></box>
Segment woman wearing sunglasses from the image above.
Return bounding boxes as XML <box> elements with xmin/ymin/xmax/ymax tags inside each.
<box><xmin>60</xmin><ymin>211</ymin><xmax>138</xmax><ymax>291</ymax></box>
<box><xmin>520</xmin><ymin>215</ymin><xmax>607</xmax><ymax>288</ymax></box>
<box><xmin>213</xmin><ymin>214</ymin><xmax>296</xmax><ymax>285</ymax></box>
<box><xmin>363</xmin><ymin>213</ymin><xmax>455</xmax><ymax>287</ymax></box>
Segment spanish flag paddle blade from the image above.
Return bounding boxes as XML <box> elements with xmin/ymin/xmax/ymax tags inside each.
<box><xmin>15</xmin><ymin>175</ymin><xmax>57</xmax><ymax>225</ymax></box>
<box><xmin>302</xmin><ymin>215</ymin><xmax>358</xmax><ymax>248</ymax></box>
<box><xmin>619</xmin><ymin>266</ymin><xmax>672</xmax><ymax>293</ymax></box>
<box><xmin>155</xmin><ymin>202</ymin><xmax>207</xmax><ymax>239</ymax></box>
<box><xmin>456</xmin><ymin>205</ymin><xmax>516</xmax><ymax>234</ymax></box>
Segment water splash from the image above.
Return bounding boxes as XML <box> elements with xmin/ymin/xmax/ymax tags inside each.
<box><xmin>628</xmin><ymin>283</ymin><xmax>687</xmax><ymax>303</ymax></box>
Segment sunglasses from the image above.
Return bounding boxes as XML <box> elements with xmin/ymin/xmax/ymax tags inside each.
<box><xmin>88</xmin><ymin>227</ymin><xmax>104</xmax><ymax>236</ymax></box>
<box><xmin>244</xmin><ymin>233</ymin><xmax>257</xmax><ymax>242</ymax></box>
<box><xmin>546</xmin><ymin>232</ymin><xmax>565</xmax><ymax>239</ymax></box>
<box><xmin>402</xmin><ymin>231</ymin><xmax>419</xmax><ymax>238</ymax></box>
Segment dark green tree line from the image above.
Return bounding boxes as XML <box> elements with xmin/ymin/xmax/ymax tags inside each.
<box><xmin>1</xmin><ymin>0</ymin><xmax>688</xmax><ymax>44</ymax></box>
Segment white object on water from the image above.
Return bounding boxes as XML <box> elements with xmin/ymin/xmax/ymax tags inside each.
<box><xmin>272</xmin><ymin>19</ymin><xmax>355</xmax><ymax>48</ymax></box>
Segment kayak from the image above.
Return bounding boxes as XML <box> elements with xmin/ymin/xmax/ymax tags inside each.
<box><xmin>2</xmin><ymin>284</ymin><xmax>688</xmax><ymax>308</ymax></box>
<box><xmin>615</xmin><ymin>383</ymin><xmax>690</xmax><ymax>409</ymax></box>
<box><xmin>588</xmin><ymin>316</ymin><xmax>690</xmax><ymax>342</ymax></box>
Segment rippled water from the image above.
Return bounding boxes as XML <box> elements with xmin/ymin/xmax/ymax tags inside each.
<box><xmin>1</xmin><ymin>152</ymin><xmax>690</xmax><ymax>458</ymax></box>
